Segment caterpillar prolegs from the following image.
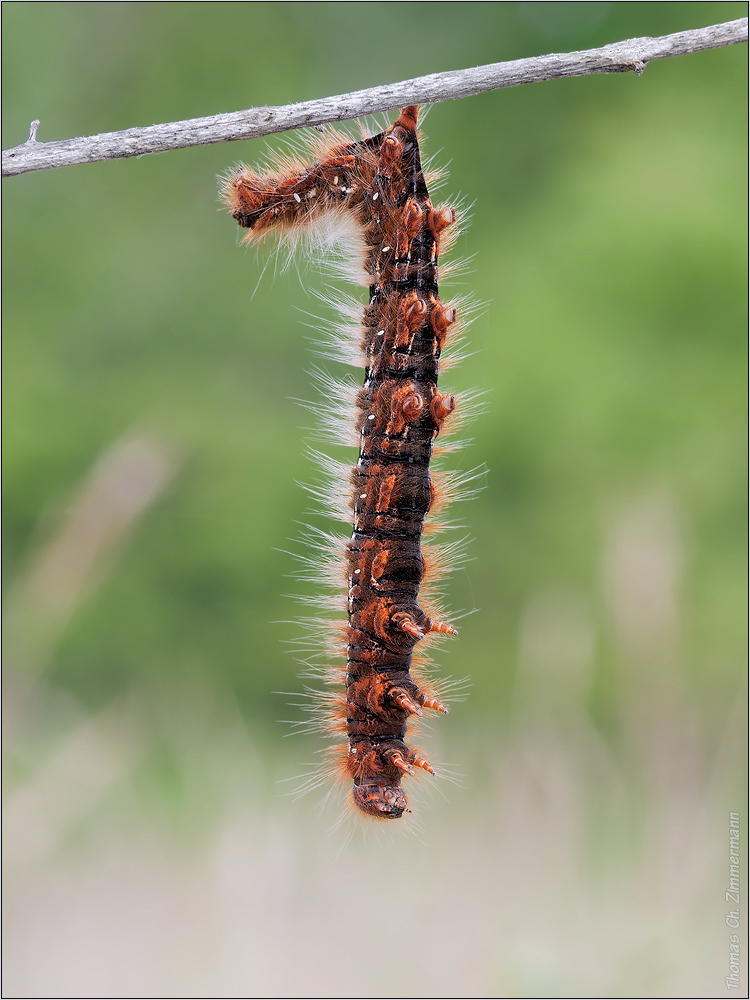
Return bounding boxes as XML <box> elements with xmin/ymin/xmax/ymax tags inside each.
<box><xmin>223</xmin><ymin>106</ymin><xmax>471</xmax><ymax>819</ymax></box>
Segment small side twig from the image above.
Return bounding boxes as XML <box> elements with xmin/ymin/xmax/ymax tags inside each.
<box><xmin>2</xmin><ymin>18</ymin><xmax>746</xmax><ymax>178</ymax></box>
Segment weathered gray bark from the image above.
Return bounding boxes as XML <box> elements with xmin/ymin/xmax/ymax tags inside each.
<box><xmin>3</xmin><ymin>18</ymin><xmax>746</xmax><ymax>178</ymax></box>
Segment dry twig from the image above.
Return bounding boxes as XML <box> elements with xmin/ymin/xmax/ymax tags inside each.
<box><xmin>2</xmin><ymin>18</ymin><xmax>746</xmax><ymax>177</ymax></box>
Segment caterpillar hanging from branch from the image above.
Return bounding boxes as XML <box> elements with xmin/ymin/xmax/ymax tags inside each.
<box><xmin>222</xmin><ymin>105</ymin><xmax>476</xmax><ymax>819</ymax></box>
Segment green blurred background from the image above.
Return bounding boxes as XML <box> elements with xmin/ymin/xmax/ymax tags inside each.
<box><xmin>3</xmin><ymin>3</ymin><xmax>747</xmax><ymax>997</ymax></box>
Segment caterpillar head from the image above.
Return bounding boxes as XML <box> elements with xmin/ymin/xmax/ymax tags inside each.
<box><xmin>352</xmin><ymin>781</ymin><xmax>408</xmax><ymax>819</ymax></box>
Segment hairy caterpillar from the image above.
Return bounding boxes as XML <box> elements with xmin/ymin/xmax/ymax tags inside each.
<box><xmin>223</xmin><ymin>106</ymin><xmax>472</xmax><ymax>819</ymax></box>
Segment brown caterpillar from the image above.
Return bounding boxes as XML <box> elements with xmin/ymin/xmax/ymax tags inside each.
<box><xmin>223</xmin><ymin>106</ymin><xmax>471</xmax><ymax>819</ymax></box>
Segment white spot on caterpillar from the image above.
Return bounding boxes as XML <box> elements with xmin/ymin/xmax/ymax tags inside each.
<box><xmin>372</xmin><ymin>193</ymin><xmax>379</xmax><ymax>201</ymax></box>
<box><xmin>367</xmin><ymin>414</ymin><xmax>375</xmax><ymax>420</ymax></box>
<box><xmin>293</xmin><ymin>193</ymin><xmax>301</xmax><ymax>203</ymax></box>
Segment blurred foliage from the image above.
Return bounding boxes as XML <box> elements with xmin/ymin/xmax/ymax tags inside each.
<box><xmin>3</xmin><ymin>2</ymin><xmax>746</xmax><ymax>750</ymax></box>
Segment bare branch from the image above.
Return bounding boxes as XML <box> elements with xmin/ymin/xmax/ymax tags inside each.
<box><xmin>3</xmin><ymin>18</ymin><xmax>746</xmax><ymax>178</ymax></box>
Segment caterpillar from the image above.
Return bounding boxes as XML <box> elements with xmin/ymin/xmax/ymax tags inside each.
<box><xmin>223</xmin><ymin>106</ymin><xmax>471</xmax><ymax>820</ymax></box>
